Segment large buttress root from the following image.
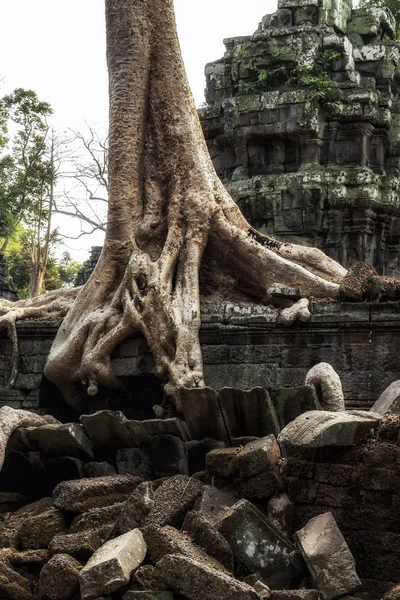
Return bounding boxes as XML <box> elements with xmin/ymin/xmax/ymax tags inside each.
<box><xmin>1</xmin><ymin>0</ymin><xmax>350</xmax><ymax>411</ymax></box>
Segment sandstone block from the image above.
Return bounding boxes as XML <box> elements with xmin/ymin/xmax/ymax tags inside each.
<box><xmin>182</xmin><ymin>510</ymin><xmax>234</xmax><ymax>572</ymax></box>
<box><xmin>23</xmin><ymin>423</ymin><xmax>93</xmax><ymax>459</ymax></box>
<box><xmin>193</xmin><ymin>485</ymin><xmax>237</xmax><ymax>524</ymax></box>
<box><xmin>278</xmin><ymin>410</ymin><xmax>380</xmax><ymax>447</ymax></box>
<box><xmin>233</xmin><ymin>435</ymin><xmax>281</xmax><ymax>478</ymax></box>
<box><xmin>80</xmin><ymin>410</ymin><xmax>133</xmax><ymax>450</ymax></box>
<box><xmin>70</xmin><ymin>503</ymin><xmax>124</xmax><ymax>533</ymax></box>
<box><xmin>153</xmin><ymin>554</ymin><xmax>260</xmax><ymax>600</ymax></box>
<box><xmin>126</xmin><ymin>418</ymin><xmax>189</xmax><ymax>446</ymax></box>
<box><xmin>295</xmin><ymin>512</ymin><xmax>361</xmax><ymax>600</ymax></box>
<box><xmin>267</xmin><ymin>493</ymin><xmax>294</xmax><ymax>538</ymax></box>
<box><xmin>205</xmin><ymin>447</ymin><xmax>242</xmax><ymax>478</ymax></box>
<box><xmin>84</xmin><ymin>461</ymin><xmax>117</xmax><ymax>478</ymax></box>
<box><xmin>218</xmin><ymin>387</ymin><xmax>280</xmax><ymax>439</ymax></box>
<box><xmin>79</xmin><ymin>529</ymin><xmax>147</xmax><ymax>600</ymax></box>
<box><xmin>142</xmin><ymin>474</ymin><xmax>203</xmax><ymax>528</ymax></box>
<box><xmin>185</xmin><ymin>439</ymin><xmax>226</xmax><ymax>475</ymax></box>
<box><xmin>123</xmin><ymin>593</ymin><xmax>174</xmax><ymax>600</ymax></box>
<box><xmin>151</xmin><ymin>434</ymin><xmax>188</xmax><ymax>477</ymax></box>
<box><xmin>49</xmin><ymin>526</ymin><xmax>112</xmax><ymax>561</ymax></box>
<box><xmin>17</xmin><ymin>507</ymin><xmax>69</xmax><ymax>550</ymax></box>
<box><xmin>112</xmin><ymin>481</ymin><xmax>154</xmax><ymax>536</ymax></box>
<box><xmin>236</xmin><ymin>470</ymin><xmax>284</xmax><ymax>500</ymax></box>
<box><xmin>372</xmin><ymin>380</ymin><xmax>400</xmax><ymax>414</ymax></box>
<box><xmin>180</xmin><ymin>387</ymin><xmax>229</xmax><ymax>443</ymax></box>
<box><xmin>37</xmin><ymin>553</ymin><xmax>81</xmax><ymax>600</ymax></box>
<box><xmin>269</xmin><ymin>591</ymin><xmax>320</xmax><ymax>600</ymax></box>
<box><xmin>216</xmin><ymin>499</ymin><xmax>304</xmax><ymax>589</ymax></box>
<box><xmin>53</xmin><ymin>475</ymin><xmax>143</xmax><ymax>512</ymax></box>
<box><xmin>0</xmin><ymin>559</ymin><xmax>32</xmax><ymax>600</ymax></box>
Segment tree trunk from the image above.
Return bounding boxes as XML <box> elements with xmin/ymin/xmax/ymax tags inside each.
<box><xmin>40</xmin><ymin>0</ymin><xmax>346</xmax><ymax>411</ymax></box>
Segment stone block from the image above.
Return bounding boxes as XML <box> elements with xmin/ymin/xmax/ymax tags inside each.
<box><xmin>37</xmin><ymin>554</ymin><xmax>81</xmax><ymax>600</ymax></box>
<box><xmin>151</xmin><ymin>434</ymin><xmax>188</xmax><ymax>477</ymax></box>
<box><xmin>193</xmin><ymin>485</ymin><xmax>238</xmax><ymax>524</ymax></box>
<box><xmin>295</xmin><ymin>512</ymin><xmax>361</xmax><ymax>600</ymax></box>
<box><xmin>216</xmin><ymin>500</ymin><xmax>304</xmax><ymax>589</ymax></box>
<box><xmin>218</xmin><ymin>387</ymin><xmax>280</xmax><ymax>440</ymax></box>
<box><xmin>278</xmin><ymin>410</ymin><xmax>380</xmax><ymax>447</ymax></box>
<box><xmin>142</xmin><ymin>474</ymin><xmax>203</xmax><ymax>528</ymax></box>
<box><xmin>371</xmin><ymin>380</ymin><xmax>400</xmax><ymax>414</ymax></box>
<box><xmin>23</xmin><ymin>423</ymin><xmax>93</xmax><ymax>459</ymax></box>
<box><xmin>123</xmin><ymin>593</ymin><xmax>174</xmax><ymax>600</ymax></box>
<box><xmin>271</xmin><ymin>386</ymin><xmax>321</xmax><ymax>429</ymax></box>
<box><xmin>49</xmin><ymin>526</ymin><xmax>112</xmax><ymax>561</ymax></box>
<box><xmin>0</xmin><ymin>492</ymin><xmax>26</xmax><ymax>513</ymax></box>
<box><xmin>53</xmin><ymin>475</ymin><xmax>143</xmax><ymax>512</ymax></box>
<box><xmin>84</xmin><ymin>461</ymin><xmax>117</xmax><ymax>478</ymax></box>
<box><xmin>80</xmin><ymin>410</ymin><xmax>133</xmax><ymax>450</ymax></box>
<box><xmin>17</xmin><ymin>506</ymin><xmax>69</xmax><ymax>550</ymax></box>
<box><xmin>117</xmin><ymin>447</ymin><xmax>154</xmax><ymax>479</ymax></box>
<box><xmin>269</xmin><ymin>592</ymin><xmax>320</xmax><ymax>599</ymax></box>
<box><xmin>267</xmin><ymin>493</ymin><xmax>294</xmax><ymax>538</ymax></box>
<box><xmin>153</xmin><ymin>554</ymin><xmax>260</xmax><ymax>600</ymax></box>
<box><xmin>79</xmin><ymin>529</ymin><xmax>147</xmax><ymax>600</ymax></box>
<box><xmin>180</xmin><ymin>387</ymin><xmax>229</xmax><ymax>443</ymax></box>
<box><xmin>182</xmin><ymin>510</ymin><xmax>234</xmax><ymax>572</ymax></box>
<box><xmin>233</xmin><ymin>435</ymin><xmax>282</xmax><ymax>478</ymax></box>
<box><xmin>127</xmin><ymin>418</ymin><xmax>189</xmax><ymax>446</ymax></box>
<box><xmin>112</xmin><ymin>481</ymin><xmax>154</xmax><ymax>536</ymax></box>
<box><xmin>70</xmin><ymin>503</ymin><xmax>124</xmax><ymax>533</ymax></box>
<box><xmin>0</xmin><ymin>559</ymin><xmax>33</xmax><ymax>600</ymax></box>
<box><xmin>205</xmin><ymin>447</ymin><xmax>242</xmax><ymax>478</ymax></box>
<box><xmin>185</xmin><ymin>439</ymin><xmax>227</xmax><ymax>475</ymax></box>
<box><xmin>237</xmin><ymin>470</ymin><xmax>284</xmax><ymax>500</ymax></box>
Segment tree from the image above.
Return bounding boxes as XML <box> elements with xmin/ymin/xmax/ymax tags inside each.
<box><xmin>0</xmin><ymin>0</ymin><xmax>397</xmax><ymax>413</ymax></box>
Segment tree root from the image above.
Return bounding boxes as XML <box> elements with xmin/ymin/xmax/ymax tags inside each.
<box><xmin>305</xmin><ymin>363</ymin><xmax>345</xmax><ymax>412</ymax></box>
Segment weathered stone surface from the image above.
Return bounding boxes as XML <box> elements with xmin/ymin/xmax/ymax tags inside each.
<box><xmin>123</xmin><ymin>593</ymin><xmax>174</xmax><ymax>600</ymax></box>
<box><xmin>237</xmin><ymin>470</ymin><xmax>284</xmax><ymax>500</ymax></box>
<box><xmin>112</xmin><ymin>481</ymin><xmax>154</xmax><ymax>536</ymax></box>
<box><xmin>126</xmin><ymin>418</ymin><xmax>189</xmax><ymax>446</ymax></box>
<box><xmin>205</xmin><ymin>447</ymin><xmax>242</xmax><ymax>478</ymax></box>
<box><xmin>53</xmin><ymin>475</ymin><xmax>143</xmax><ymax>512</ymax></box>
<box><xmin>372</xmin><ymin>380</ymin><xmax>400</xmax><ymax>414</ymax></box>
<box><xmin>17</xmin><ymin>506</ymin><xmax>69</xmax><ymax>549</ymax></box>
<box><xmin>267</xmin><ymin>493</ymin><xmax>294</xmax><ymax>538</ymax></box>
<box><xmin>117</xmin><ymin>448</ymin><xmax>154</xmax><ymax>479</ymax></box>
<box><xmin>271</xmin><ymin>386</ymin><xmax>321</xmax><ymax>429</ymax></box>
<box><xmin>142</xmin><ymin>475</ymin><xmax>203</xmax><ymax>528</ymax></box>
<box><xmin>0</xmin><ymin>559</ymin><xmax>32</xmax><ymax>600</ymax></box>
<box><xmin>37</xmin><ymin>553</ymin><xmax>81</xmax><ymax>600</ymax></box>
<box><xmin>269</xmin><ymin>592</ymin><xmax>320</xmax><ymax>600</ymax></box>
<box><xmin>70</xmin><ymin>503</ymin><xmax>124</xmax><ymax>533</ymax></box>
<box><xmin>49</xmin><ymin>526</ymin><xmax>112</xmax><ymax>561</ymax></box>
<box><xmin>193</xmin><ymin>485</ymin><xmax>237</xmax><ymax>524</ymax></box>
<box><xmin>233</xmin><ymin>435</ymin><xmax>281</xmax><ymax>478</ymax></box>
<box><xmin>182</xmin><ymin>510</ymin><xmax>234</xmax><ymax>572</ymax></box>
<box><xmin>216</xmin><ymin>500</ymin><xmax>304</xmax><ymax>589</ymax></box>
<box><xmin>84</xmin><ymin>461</ymin><xmax>117</xmax><ymax>478</ymax></box>
<box><xmin>218</xmin><ymin>387</ymin><xmax>280</xmax><ymax>439</ymax></box>
<box><xmin>295</xmin><ymin>512</ymin><xmax>361</xmax><ymax>600</ymax></box>
<box><xmin>143</xmin><ymin>524</ymin><xmax>226</xmax><ymax>572</ymax></box>
<box><xmin>185</xmin><ymin>439</ymin><xmax>226</xmax><ymax>475</ymax></box>
<box><xmin>79</xmin><ymin>530</ymin><xmax>147</xmax><ymax>599</ymax></box>
<box><xmin>383</xmin><ymin>585</ymin><xmax>400</xmax><ymax>600</ymax></box>
<box><xmin>305</xmin><ymin>363</ymin><xmax>345</xmax><ymax>412</ymax></box>
<box><xmin>278</xmin><ymin>411</ymin><xmax>380</xmax><ymax>447</ymax></box>
<box><xmin>0</xmin><ymin>497</ymin><xmax>54</xmax><ymax>548</ymax></box>
<box><xmin>180</xmin><ymin>387</ymin><xmax>229</xmax><ymax>443</ymax></box>
<box><xmin>22</xmin><ymin>423</ymin><xmax>93</xmax><ymax>459</ymax></box>
<box><xmin>151</xmin><ymin>434</ymin><xmax>188</xmax><ymax>477</ymax></box>
<box><xmin>80</xmin><ymin>410</ymin><xmax>133</xmax><ymax>450</ymax></box>
<box><xmin>0</xmin><ymin>492</ymin><xmax>25</xmax><ymax>513</ymax></box>
<box><xmin>254</xmin><ymin>580</ymin><xmax>272</xmax><ymax>599</ymax></box>
<box><xmin>153</xmin><ymin>554</ymin><xmax>260</xmax><ymax>600</ymax></box>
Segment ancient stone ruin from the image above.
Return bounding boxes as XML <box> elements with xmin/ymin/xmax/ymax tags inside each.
<box><xmin>200</xmin><ymin>0</ymin><xmax>400</xmax><ymax>276</ymax></box>
<box><xmin>0</xmin><ymin>1</ymin><xmax>399</xmax><ymax>600</ymax></box>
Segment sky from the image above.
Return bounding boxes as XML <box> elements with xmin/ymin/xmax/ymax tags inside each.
<box><xmin>1</xmin><ymin>0</ymin><xmax>277</xmax><ymax>260</ymax></box>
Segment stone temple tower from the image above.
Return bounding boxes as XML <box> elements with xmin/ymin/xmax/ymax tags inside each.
<box><xmin>200</xmin><ymin>0</ymin><xmax>400</xmax><ymax>275</ymax></box>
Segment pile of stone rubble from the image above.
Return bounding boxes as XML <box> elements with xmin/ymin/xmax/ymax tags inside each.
<box><xmin>0</xmin><ymin>372</ymin><xmax>398</xmax><ymax>600</ymax></box>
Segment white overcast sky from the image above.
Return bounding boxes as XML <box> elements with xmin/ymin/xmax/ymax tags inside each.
<box><xmin>1</xmin><ymin>0</ymin><xmax>277</xmax><ymax>259</ymax></box>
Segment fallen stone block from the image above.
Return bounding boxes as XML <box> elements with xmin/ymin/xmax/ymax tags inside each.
<box><xmin>37</xmin><ymin>553</ymin><xmax>81</xmax><ymax>600</ymax></box>
<box><xmin>236</xmin><ymin>470</ymin><xmax>284</xmax><ymax>500</ymax></box>
<box><xmin>151</xmin><ymin>434</ymin><xmax>188</xmax><ymax>477</ymax></box>
<box><xmin>182</xmin><ymin>510</ymin><xmax>234</xmax><ymax>572</ymax></box>
<box><xmin>17</xmin><ymin>506</ymin><xmax>70</xmax><ymax>550</ymax></box>
<box><xmin>80</xmin><ymin>410</ymin><xmax>133</xmax><ymax>450</ymax></box>
<box><xmin>371</xmin><ymin>380</ymin><xmax>400</xmax><ymax>414</ymax></box>
<box><xmin>53</xmin><ymin>475</ymin><xmax>143</xmax><ymax>512</ymax></box>
<box><xmin>193</xmin><ymin>485</ymin><xmax>237</xmax><ymax>524</ymax></box>
<box><xmin>84</xmin><ymin>461</ymin><xmax>117</xmax><ymax>478</ymax></box>
<box><xmin>49</xmin><ymin>526</ymin><xmax>112</xmax><ymax>561</ymax></box>
<box><xmin>112</xmin><ymin>481</ymin><xmax>154</xmax><ymax>536</ymax></box>
<box><xmin>142</xmin><ymin>474</ymin><xmax>203</xmax><ymax>528</ymax></box>
<box><xmin>123</xmin><ymin>592</ymin><xmax>174</xmax><ymax>600</ymax></box>
<box><xmin>153</xmin><ymin>554</ymin><xmax>260</xmax><ymax>600</ymax></box>
<box><xmin>23</xmin><ymin>423</ymin><xmax>93</xmax><ymax>459</ymax></box>
<box><xmin>295</xmin><ymin>512</ymin><xmax>361</xmax><ymax>600</ymax></box>
<box><xmin>270</xmin><ymin>386</ymin><xmax>321</xmax><ymax>429</ymax></box>
<box><xmin>216</xmin><ymin>499</ymin><xmax>304</xmax><ymax>589</ymax></box>
<box><xmin>79</xmin><ymin>529</ymin><xmax>147</xmax><ymax>600</ymax></box>
<box><xmin>185</xmin><ymin>439</ymin><xmax>227</xmax><ymax>475</ymax></box>
<box><xmin>70</xmin><ymin>503</ymin><xmax>125</xmax><ymax>533</ymax></box>
<box><xmin>0</xmin><ymin>492</ymin><xmax>25</xmax><ymax>513</ymax></box>
<box><xmin>180</xmin><ymin>387</ymin><xmax>229</xmax><ymax>443</ymax></box>
<box><xmin>267</xmin><ymin>493</ymin><xmax>294</xmax><ymax>538</ymax></box>
<box><xmin>218</xmin><ymin>387</ymin><xmax>280</xmax><ymax>439</ymax></box>
<box><xmin>383</xmin><ymin>585</ymin><xmax>400</xmax><ymax>600</ymax></box>
<box><xmin>126</xmin><ymin>418</ymin><xmax>189</xmax><ymax>446</ymax></box>
<box><xmin>0</xmin><ymin>497</ymin><xmax>54</xmax><ymax>547</ymax></box>
<box><xmin>205</xmin><ymin>447</ymin><xmax>242</xmax><ymax>478</ymax></box>
<box><xmin>253</xmin><ymin>580</ymin><xmax>271</xmax><ymax>599</ymax></box>
<box><xmin>9</xmin><ymin>548</ymin><xmax>50</xmax><ymax>568</ymax></box>
<box><xmin>117</xmin><ymin>447</ymin><xmax>154</xmax><ymax>479</ymax></box>
<box><xmin>233</xmin><ymin>436</ymin><xmax>281</xmax><ymax>479</ymax></box>
<box><xmin>269</xmin><ymin>591</ymin><xmax>320</xmax><ymax>599</ymax></box>
<box><xmin>278</xmin><ymin>410</ymin><xmax>380</xmax><ymax>447</ymax></box>
<box><xmin>0</xmin><ymin>559</ymin><xmax>33</xmax><ymax>600</ymax></box>
<box><xmin>142</xmin><ymin>524</ymin><xmax>226</xmax><ymax>572</ymax></box>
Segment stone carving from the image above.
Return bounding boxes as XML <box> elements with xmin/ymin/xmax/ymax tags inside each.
<box><xmin>200</xmin><ymin>0</ymin><xmax>400</xmax><ymax>276</ymax></box>
<box><xmin>305</xmin><ymin>363</ymin><xmax>345</xmax><ymax>411</ymax></box>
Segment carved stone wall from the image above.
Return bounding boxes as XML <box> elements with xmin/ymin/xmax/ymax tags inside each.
<box><xmin>200</xmin><ymin>0</ymin><xmax>400</xmax><ymax>275</ymax></box>
<box><xmin>1</xmin><ymin>301</ymin><xmax>399</xmax><ymax>415</ymax></box>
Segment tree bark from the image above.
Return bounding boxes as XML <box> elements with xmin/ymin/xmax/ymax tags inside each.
<box><xmin>0</xmin><ymin>0</ymin><xmax>350</xmax><ymax>412</ymax></box>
